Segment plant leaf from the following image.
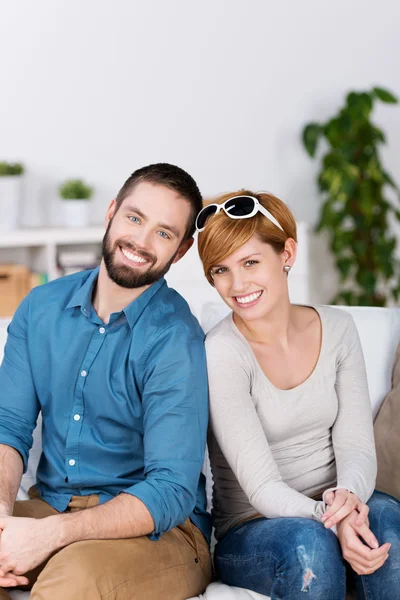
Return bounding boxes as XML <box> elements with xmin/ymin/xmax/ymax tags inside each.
<box><xmin>336</xmin><ymin>257</ymin><xmax>353</xmax><ymax>281</ymax></box>
<box><xmin>383</xmin><ymin>171</ymin><xmax>398</xmax><ymax>189</ymax></box>
<box><xmin>302</xmin><ymin>123</ymin><xmax>321</xmax><ymax>157</ymax></box>
<box><xmin>373</xmin><ymin>87</ymin><xmax>398</xmax><ymax>104</ymax></box>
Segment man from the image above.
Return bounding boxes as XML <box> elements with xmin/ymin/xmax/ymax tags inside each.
<box><xmin>0</xmin><ymin>163</ymin><xmax>212</xmax><ymax>600</ymax></box>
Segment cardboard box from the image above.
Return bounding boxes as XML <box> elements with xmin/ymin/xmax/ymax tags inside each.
<box><xmin>0</xmin><ymin>265</ymin><xmax>32</xmax><ymax>317</ymax></box>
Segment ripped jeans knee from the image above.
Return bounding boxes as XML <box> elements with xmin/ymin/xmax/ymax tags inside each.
<box><xmin>296</xmin><ymin>545</ymin><xmax>317</xmax><ymax>592</ymax></box>
<box><xmin>215</xmin><ymin>517</ymin><xmax>346</xmax><ymax>600</ymax></box>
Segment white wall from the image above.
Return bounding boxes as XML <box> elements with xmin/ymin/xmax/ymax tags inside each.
<box><xmin>1</xmin><ymin>0</ymin><xmax>400</xmax><ymax>301</ymax></box>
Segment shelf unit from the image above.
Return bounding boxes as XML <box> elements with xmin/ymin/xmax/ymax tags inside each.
<box><xmin>0</xmin><ymin>227</ymin><xmax>104</xmax><ymax>281</ymax></box>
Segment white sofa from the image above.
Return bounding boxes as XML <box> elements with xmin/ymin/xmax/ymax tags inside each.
<box><xmin>1</xmin><ymin>268</ymin><xmax>400</xmax><ymax>599</ymax></box>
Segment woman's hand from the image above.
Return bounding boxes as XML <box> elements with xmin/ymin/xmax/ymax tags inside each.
<box><xmin>322</xmin><ymin>488</ymin><xmax>369</xmax><ymax>529</ymax></box>
<box><xmin>337</xmin><ymin>511</ymin><xmax>390</xmax><ymax>575</ymax></box>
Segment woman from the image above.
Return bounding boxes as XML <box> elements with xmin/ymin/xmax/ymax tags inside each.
<box><xmin>197</xmin><ymin>191</ymin><xmax>400</xmax><ymax>600</ymax></box>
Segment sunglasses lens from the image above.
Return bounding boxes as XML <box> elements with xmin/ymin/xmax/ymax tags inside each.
<box><xmin>224</xmin><ymin>196</ymin><xmax>256</xmax><ymax>217</ymax></box>
<box><xmin>196</xmin><ymin>205</ymin><xmax>218</xmax><ymax>230</ymax></box>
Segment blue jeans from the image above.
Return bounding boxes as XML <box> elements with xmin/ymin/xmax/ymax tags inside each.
<box><xmin>215</xmin><ymin>491</ymin><xmax>400</xmax><ymax>600</ymax></box>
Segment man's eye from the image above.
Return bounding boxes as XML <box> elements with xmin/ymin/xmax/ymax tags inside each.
<box><xmin>128</xmin><ymin>216</ymin><xmax>140</xmax><ymax>223</ymax></box>
<box><xmin>157</xmin><ymin>231</ymin><xmax>170</xmax><ymax>239</ymax></box>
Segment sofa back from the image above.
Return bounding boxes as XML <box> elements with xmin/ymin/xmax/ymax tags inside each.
<box><xmin>335</xmin><ymin>306</ymin><xmax>400</xmax><ymax>415</ymax></box>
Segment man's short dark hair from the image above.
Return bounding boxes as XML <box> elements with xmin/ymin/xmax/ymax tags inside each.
<box><xmin>115</xmin><ymin>163</ymin><xmax>202</xmax><ymax>240</ymax></box>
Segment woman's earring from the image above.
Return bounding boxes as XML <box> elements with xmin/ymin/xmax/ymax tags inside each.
<box><xmin>283</xmin><ymin>264</ymin><xmax>291</xmax><ymax>273</ymax></box>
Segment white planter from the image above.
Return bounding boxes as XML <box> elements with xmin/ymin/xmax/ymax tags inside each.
<box><xmin>61</xmin><ymin>199</ymin><xmax>90</xmax><ymax>228</ymax></box>
<box><xmin>0</xmin><ymin>176</ymin><xmax>22</xmax><ymax>232</ymax></box>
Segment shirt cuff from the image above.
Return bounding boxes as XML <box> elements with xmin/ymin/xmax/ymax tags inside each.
<box><xmin>121</xmin><ymin>480</ymin><xmax>166</xmax><ymax>540</ymax></box>
<box><xmin>322</xmin><ymin>484</ymin><xmax>359</xmax><ymax>504</ymax></box>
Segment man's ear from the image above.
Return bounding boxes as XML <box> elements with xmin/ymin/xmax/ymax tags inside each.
<box><xmin>172</xmin><ymin>238</ymin><xmax>194</xmax><ymax>264</ymax></box>
<box><xmin>105</xmin><ymin>199</ymin><xmax>117</xmax><ymax>227</ymax></box>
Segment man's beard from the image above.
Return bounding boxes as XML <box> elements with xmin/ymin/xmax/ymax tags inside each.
<box><xmin>102</xmin><ymin>221</ymin><xmax>176</xmax><ymax>289</ymax></box>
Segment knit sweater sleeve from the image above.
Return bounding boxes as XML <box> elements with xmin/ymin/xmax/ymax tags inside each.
<box><xmin>322</xmin><ymin>313</ymin><xmax>377</xmax><ymax>504</ymax></box>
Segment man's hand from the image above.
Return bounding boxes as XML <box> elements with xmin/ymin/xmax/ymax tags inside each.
<box><xmin>0</xmin><ymin>507</ymin><xmax>30</xmax><ymax>588</ymax></box>
<box><xmin>337</xmin><ymin>511</ymin><xmax>391</xmax><ymax>575</ymax></box>
<box><xmin>0</xmin><ymin>571</ymin><xmax>29</xmax><ymax>588</ymax></box>
<box><xmin>0</xmin><ymin>522</ymin><xmax>29</xmax><ymax>588</ymax></box>
<box><xmin>0</xmin><ymin>514</ymin><xmax>60</xmax><ymax>578</ymax></box>
<box><xmin>322</xmin><ymin>488</ymin><xmax>369</xmax><ymax>529</ymax></box>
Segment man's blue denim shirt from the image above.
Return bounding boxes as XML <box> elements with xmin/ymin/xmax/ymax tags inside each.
<box><xmin>0</xmin><ymin>267</ymin><xmax>211</xmax><ymax>542</ymax></box>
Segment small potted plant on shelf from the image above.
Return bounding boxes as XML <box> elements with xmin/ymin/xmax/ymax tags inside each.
<box><xmin>59</xmin><ymin>178</ymin><xmax>93</xmax><ymax>228</ymax></box>
<box><xmin>0</xmin><ymin>161</ymin><xmax>24</xmax><ymax>232</ymax></box>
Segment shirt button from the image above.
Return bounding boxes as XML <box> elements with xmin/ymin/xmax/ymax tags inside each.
<box><xmin>99</xmin><ymin>327</ymin><xmax>105</xmax><ymax>334</ymax></box>
<box><xmin>81</xmin><ymin>370</ymin><xmax>87</xmax><ymax>377</ymax></box>
<box><xmin>74</xmin><ymin>414</ymin><xmax>81</xmax><ymax>421</ymax></box>
<box><xmin>69</xmin><ymin>459</ymin><xmax>76</xmax><ymax>466</ymax></box>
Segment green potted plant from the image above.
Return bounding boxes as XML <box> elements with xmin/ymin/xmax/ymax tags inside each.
<box><xmin>59</xmin><ymin>178</ymin><xmax>93</xmax><ymax>228</ymax></box>
<box><xmin>302</xmin><ymin>87</ymin><xmax>399</xmax><ymax>306</ymax></box>
<box><xmin>0</xmin><ymin>161</ymin><xmax>24</xmax><ymax>232</ymax></box>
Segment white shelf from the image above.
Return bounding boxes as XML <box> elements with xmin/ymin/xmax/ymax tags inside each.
<box><xmin>0</xmin><ymin>227</ymin><xmax>104</xmax><ymax>248</ymax></box>
<box><xmin>0</xmin><ymin>227</ymin><xmax>103</xmax><ymax>282</ymax></box>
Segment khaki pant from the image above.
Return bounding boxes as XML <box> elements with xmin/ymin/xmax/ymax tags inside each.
<box><xmin>0</xmin><ymin>488</ymin><xmax>212</xmax><ymax>600</ymax></box>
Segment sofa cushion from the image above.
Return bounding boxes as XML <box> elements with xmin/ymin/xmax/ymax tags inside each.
<box><xmin>335</xmin><ymin>306</ymin><xmax>400</xmax><ymax>416</ymax></box>
<box><xmin>9</xmin><ymin>591</ymin><xmax>29</xmax><ymax>599</ymax></box>
<box><xmin>193</xmin><ymin>582</ymin><xmax>267</xmax><ymax>599</ymax></box>
<box><xmin>374</xmin><ymin>341</ymin><xmax>400</xmax><ymax>500</ymax></box>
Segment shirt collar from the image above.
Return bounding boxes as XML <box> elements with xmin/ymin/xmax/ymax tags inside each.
<box><xmin>65</xmin><ymin>267</ymin><xmax>99</xmax><ymax>314</ymax></box>
<box><xmin>65</xmin><ymin>267</ymin><xmax>166</xmax><ymax>328</ymax></box>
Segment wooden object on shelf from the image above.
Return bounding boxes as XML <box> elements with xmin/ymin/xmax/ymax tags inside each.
<box><xmin>0</xmin><ymin>265</ymin><xmax>32</xmax><ymax>317</ymax></box>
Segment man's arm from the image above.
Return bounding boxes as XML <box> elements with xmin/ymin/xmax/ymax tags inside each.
<box><xmin>0</xmin><ymin>293</ymin><xmax>41</xmax><ymax>471</ymax></box>
<box><xmin>0</xmin><ymin>446</ymin><xmax>27</xmax><ymax>585</ymax></box>
<box><xmin>59</xmin><ymin>493</ymin><xmax>154</xmax><ymax>543</ymax></box>
<box><xmin>0</xmin><ymin>444</ymin><xmax>23</xmax><ymax>515</ymax></box>
<box><xmin>0</xmin><ymin>493</ymin><xmax>154</xmax><ymax>577</ymax></box>
<box><xmin>120</xmin><ymin>323</ymin><xmax>209</xmax><ymax>538</ymax></box>
<box><xmin>0</xmin><ymin>294</ymin><xmax>40</xmax><ymax>586</ymax></box>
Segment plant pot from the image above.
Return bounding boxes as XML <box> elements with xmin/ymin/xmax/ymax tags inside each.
<box><xmin>61</xmin><ymin>199</ymin><xmax>90</xmax><ymax>228</ymax></box>
<box><xmin>0</xmin><ymin>176</ymin><xmax>22</xmax><ymax>232</ymax></box>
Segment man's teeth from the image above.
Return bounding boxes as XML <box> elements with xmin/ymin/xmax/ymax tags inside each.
<box><xmin>121</xmin><ymin>247</ymin><xmax>148</xmax><ymax>263</ymax></box>
<box><xmin>236</xmin><ymin>291</ymin><xmax>262</xmax><ymax>305</ymax></box>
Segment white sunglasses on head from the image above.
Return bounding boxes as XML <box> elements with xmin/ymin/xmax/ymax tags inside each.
<box><xmin>196</xmin><ymin>195</ymin><xmax>284</xmax><ymax>233</ymax></box>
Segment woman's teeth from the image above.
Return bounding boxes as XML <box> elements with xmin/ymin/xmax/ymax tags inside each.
<box><xmin>235</xmin><ymin>291</ymin><xmax>262</xmax><ymax>305</ymax></box>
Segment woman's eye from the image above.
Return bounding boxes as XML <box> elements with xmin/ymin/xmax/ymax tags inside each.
<box><xmin>157</xmin><ymin>231</ymin><xmax>170</xmax><ymax>239</ymax></box>
<box><xmin>245</xmin><ymin>260</ymin><xmax>258</xmax><ymax>267</ymax></box>
<box><xmin>128</xmin><ymin>216</ymin><xmax>140</xmax><ymax>224</ymax></box>
<box><xmin>213</xmin><ymin>267</ymin><xmax>227</xmax><ymax>275</ymax></box>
